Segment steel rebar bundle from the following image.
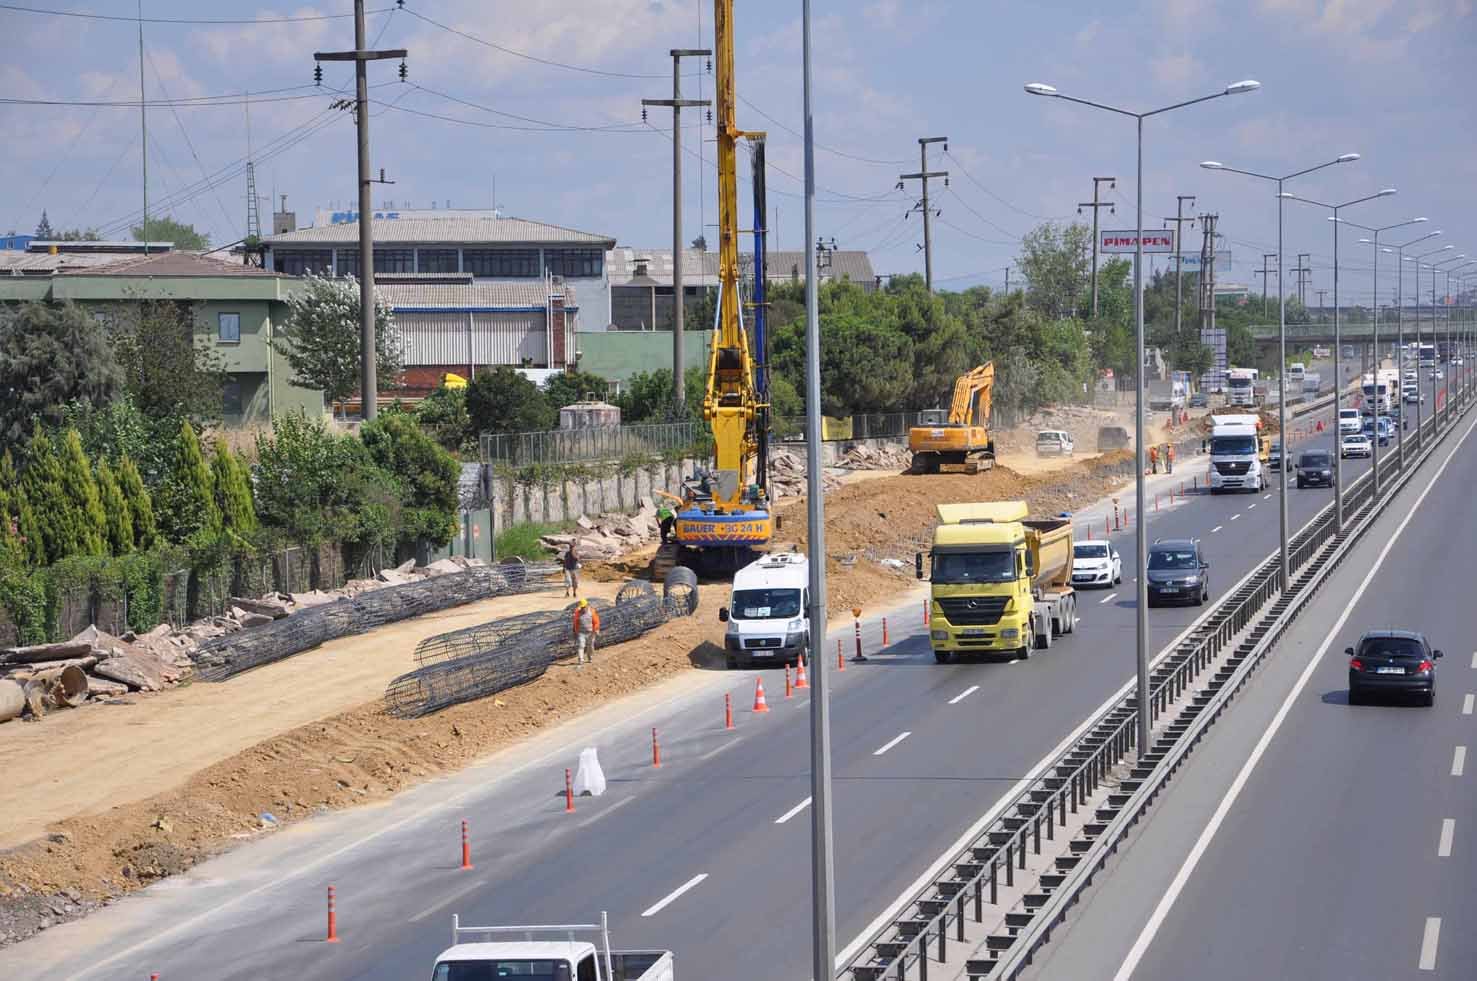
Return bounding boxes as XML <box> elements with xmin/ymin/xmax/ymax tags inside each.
<box><xmin>385</xmin><ymin>580</ymin><xmax>696</xmax><ymax>719</ymax></box>
<box><xmin>193</xmin><ymin>563</ymin><xmax>560</xmax><ymax>682</ymax></box>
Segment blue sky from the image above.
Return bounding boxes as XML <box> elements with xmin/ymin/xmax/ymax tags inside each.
<box><xmin>4</xmin><ymin>0</ymin><xmax>1475</xmax><ymax>306</ymax></box>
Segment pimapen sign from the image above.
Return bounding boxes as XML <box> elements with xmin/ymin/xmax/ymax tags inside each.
<box><xmin>1100</xmin><ymin>229</ymin><xmax>1177</xmax><ymax>254</ymax></box>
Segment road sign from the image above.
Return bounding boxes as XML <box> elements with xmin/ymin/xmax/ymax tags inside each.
<box><xmin>1100</xmin><ymin>229</ymin><xmax>1176</xmax><ymax>254</ymax></box>
<box><xmin>1173</xmin><ymin>250</ymin><xmax>1232</xmax><ymax>270</ymax></box>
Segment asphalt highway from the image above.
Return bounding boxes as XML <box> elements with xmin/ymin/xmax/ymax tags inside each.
<box><xmin>0</xmin><ymin>387</ymin><xmax>1444</xmax><ymax>981</ymax></box>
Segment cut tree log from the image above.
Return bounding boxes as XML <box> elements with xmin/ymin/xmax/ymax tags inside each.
<box><xmin>0</xmin><ymin>679</ymin><xmax>23</xmax><ymax>722</ymax></box>
<box><xmin>3</xmin><ymin>655</ymin><xmax>99</xmax><ymax>680</ymax></box>
<box><xmin>93</xmin><ymin>651</ymin><xmax>168</xmax><ymax>692</ymax></box>
<box><xmin>24</xmin><ymin>664</ymin><xmax>88</xmax><ymax>710</ymax></box>
<box><xmin>0</xmin><ymin>641</ymin><xmax>93</xmax><ymax>666</ymax></box>
<box><xmin>229</xmin><ymin>607</ymin><xmax>277</xmax><ymax>629</ymax></box>
<box><xmin>228</xmin><ymin>596</ymin><xmax>292</xmax><ymax>619</ymax></box>
<box><xmin>83</xmin><ymin>674</ymin><xmax>129</xmax><ymax>696</ymax></box>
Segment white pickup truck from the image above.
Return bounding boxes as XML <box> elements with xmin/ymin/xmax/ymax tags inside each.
<box><xmin>433</xmin><ymin>913</ymin><xmax>674</xmax><ymax>981</ymax></box>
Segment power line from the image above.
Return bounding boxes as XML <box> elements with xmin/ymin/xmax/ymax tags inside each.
<box><xmin>401</xmin><ymin>83</ymin><xmax>653</xmax><ymax>133</ymax></box>
<box><xmin>935</xmin><ymin>215</ymin><xmax>1016</xmax><ymax>246</ymax></box>
<box><xmin>146</xmin><ymin>48</ymin><xmax>236</xmax><ymax>237</ymax></box>
<box><xmin>944</xmin><ymin>149</ymin><xmax>1070</xmax><ymax>222</ymax></box>
<box><xmin>945</xmin><ymin>186</ymin><xmax>1024</xmax><ymax>239</ymax></box>
<box><xmin>735</xmin><ymin>94</ymin><xmax>909</xmax><ymax>166</ymax></box>
<box><xmin>372</xmin><ymin>94</ymin><xmax>655</xmax><ymax>134</ymax></box>
<box><xmin>0</xmin><ymin>85</ymin><xmax>335</xmax><ymax>108</ymax></box>
<box><xmin>400</xmin><ymin>7</ymin><xmax>670</xmax><ymax>80</ymax></box>
<box><xmin>0</xmin><ymin>2</ymin><xmax>391</xmax><ymax>24</ymax></box>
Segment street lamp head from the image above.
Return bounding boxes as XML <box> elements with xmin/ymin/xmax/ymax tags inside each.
<box><xmin>1200</xmin><ymin>161</ymin><xmax>1224</xmax><ymax>170</ymax></box>
<box><xmin>1225</xmin><ymin>80</ymin><xmax>1262</xmax><ymax>95</ymax></box>
<box><xmin>1277</xmin><ymin>192</ymin><xmax>1296</xmax><ymax>199</ymax></box>
<box><xmin>1336</xmin><ymin>153</ymin><xmax>1360</xmax><ymax>163</ymax></box>
<box><xmin>1024</xmin><ymin>83</ymin><xmax>1058</xmax><ymax>97</ymax></box>
<box><xmin>1376</xmin><ymin>188</ymin><xmax>1397</xmax><ymax>197</ymax></box>
<box><xmin>1358</xmin><ymin>238</ymin><xmax>1374</xmax><ymax>244</ymax></box>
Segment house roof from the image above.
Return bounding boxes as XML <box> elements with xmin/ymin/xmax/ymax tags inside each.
<box><xmin>378</xmin><ymin>281</ymin><xmax>576</xmax><ymax>310</ymax></box>
<box><xmin>0</xmin><ymin>251</ymin><xmax>133</xmax><ymax>275</ymax></box>
<box><xmin>266</xmin><ymin>216</ymin><xmax>616</xmax><ymax>248</ymax></box>
<box><xmin>56</xmin><ymin>251</ymin><xmax>281</xmax><ymax>278</ymax></box>
<box><xmin>607</xmin><ymin>246</ymin><xmax>875</xmax><ymax>287</ymax></box>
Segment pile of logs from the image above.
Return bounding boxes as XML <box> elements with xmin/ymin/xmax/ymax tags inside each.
<box><xmin>0</xmin><ymin>624</ymin><xmax>196</xmax><ymax>723</ymax></box>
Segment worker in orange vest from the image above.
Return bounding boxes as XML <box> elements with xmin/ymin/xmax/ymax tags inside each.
<box><xmin>1148</xmin><ymin>443</ymin><xmax>1160</xmax><ymax>474</ymax></box>
<box><xmin>571</xmin><ymin>598</ymin><xmax>601</xmax><ymax>665</ymax></box>
<box><xmin>1166</xmin><ymin>442</ymin><xmax>1175</xmax><ymax>473</ymax></box>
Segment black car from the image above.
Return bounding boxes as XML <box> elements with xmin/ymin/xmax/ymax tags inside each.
<box><xmin>1295</xmin><ymin>449</ymin><xmax>1333</xmax><ymax>488</ymax></box>
<box><xmin>1347</xmin><ymin>630</ymin><xmax>1443</xmax><ymax>706</ymax></box>
<box><xmin>1189</xmin><ymin>392</ymin><xmax>1209</xmax><ymax>408</ymax></box>
<box><xmin>1146</xmin><ymin>538</ymin><xmax>1209</xmax><ymax>607</ymax></box>
<box><xmin>1268</xmin><ymin>441</ymin><xmax>1284</xmax><ymax>471</ymax></box>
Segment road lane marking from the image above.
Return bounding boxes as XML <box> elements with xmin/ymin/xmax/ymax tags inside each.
<box><xmin>576</xmin><ymin>795</ymin><xmax>635</xmax><ymax>830</ymax></box>
<box><xmin>1471</xmin><ymin>651</ymin><xmax>1477</xmax><ymax>670</ymax></box>
<box><xmin>775</xmin><ymin>797</ymin><xmax>812</xmax><ymax>825</ymax></box>
<box><xmin>1247</xmin><ymin>503</ymin><xmax>1258</xmax><ymax>510</ymax></box>
<box><xmin>1439</xmin><ymin>819</ymin><xmax>1455</xmax><ymax>856</ymax></box>
<box><xmin>1211</xmin><ymin>525</ymin><xmax>1223</xmax><ymax>534</ymax></box>
<box><xmin>1463</xmin><ymin>693</ymin><xmax>1474</xmax><ymax>715</ymax></box>
<box><xmin>1263</xmin><ymin>493</ymin><xmax>1272</xmax><ymax>500</ymax></box>
<box><xmin>949</xmin><ymin>685</ymin><xmax>980</xmax><ymax>705</ymax></box>
<box><xmin>1230</xmin><ymin>513</ymin><xmax>1240</xmax><ymax>521</ymax></box>
<box><xmin>1453</xmin><ymin>746</ymin><xmax>1466</xmax><ymax>777</ymax></box>
<box><xmin>698</xmin><ymin>737</ymin><xmax>741</xmax><ymax>762</ymax></box>
<box><xmin>1112</xmin><ymin>406</ymin><xmax>1477</xmax><ymax>981</ymax></box>
<box><xmin>1420</xmin><ymin>917</ymin><xmax>1441</xmax><ymax>970</ymax></box>
<box><xmin>409</xmin><ymin>876</ymin><xmax>488</xmax><ymax>922</ymax></box>
<box><xmin>873</xmin><ymin>731</ymin><xmax>912</xmax><ymax>756</ymax></box>
<box><xmin>641</xmin><ymin>873</ymin><xmax>708</xmax><ymax>917</ymax></box>
<box><xmin>1100</xmin><ymin>593</ymin><xmax>1118</xmax><ymax>604</ymax></box>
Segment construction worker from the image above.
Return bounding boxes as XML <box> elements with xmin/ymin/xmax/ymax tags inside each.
<box><xmin>571</xmin><ymin>598</ymin><xmax>600</xmax><ymax>665</ymax></box>
<box><xmin>561</xmin><ymin>542</ymin><xmax>581</xmax><ymax>598</ymax></box>
<box><xmin>1165</xmin><ymin>443</ymin><xmax>1175</xmax><ymax>474</ymax></box>
<box><xmin>1148</xmin><ymin>443</ymin><xmax>1160</xmax><ymax>474</ymax></box>
<box><xmin>656</xmin><ymin>503</ymin><xmax>675</xmax><ymax>545</ymax></box>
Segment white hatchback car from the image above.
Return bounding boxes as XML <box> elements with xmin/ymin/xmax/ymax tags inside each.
<box><xmin>1036</xmin><ymin>429</ymin><xmax>1075</xmax><ymax>456</ymax></box>
<box><xmin>1072</xmin><ymin>540</ymin><xmax>1122</xmax><ymax>588</ymax></box>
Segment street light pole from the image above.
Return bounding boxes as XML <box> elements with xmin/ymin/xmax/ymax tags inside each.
<box><xmin>1203</xmin><ymin>152</ymin><xmax>1358</xmax><ymax>590</ymax></box>
<box><xmin>1400</xmin><ymin>243</ymin><xmax>1453</xmax><ymax>449</ymax></box>
<box><xmin>1028</xmin><ymin>77</ymin><xmax>1260</xmax><ymax>757</ymax></box>
<box><xmin>1283</xmin><ymin>188</ymin><xmax>1395</xmax><ymax>529</ymax></box>
<box><xmin>1433</xmin><ymin>256</ymin><xmax>1469</xmax><ymax>429</ymax></box>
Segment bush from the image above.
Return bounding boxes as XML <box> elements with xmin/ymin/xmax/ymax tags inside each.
<box><xmin>155</xmin><ymin>421</ymin><xmax>221</xmax><ymax>544</ymax></box>
<box><xmin>466</xmin><ymin>366</ymin><xmax>556</xmax><ymax>436</ymax></box>
<box><xmin>0</xmin><ymin>562</ymin><xmax>46</xmax><ymax>645</ymax></box>
<box><xmin>360</xmin><ymin>411</ymin><xmax>460</xmax><ymax>548</ymax></box>
<box><xmin>414</xmin><ymin>384</ymin><xmax>472</xmax><ymax>454</ymax></box>
<box><xmin>117</xmin><ymin>456</ymin><xmax>158</xmax><ymax>550</ymax></box>
<box><xmin>94</xmin><ymin>459</ymin><xmax>134</xmax><ymax>556</ymax></box>
<box><xmin>210</xmin><ymin>440</ymin><xmax>258</xmax><ymax>541</ymax></box>
<box><xmin>494</xmin><ymin>522</ymin><xmax>566</xmax><ymax>561</ymax></box>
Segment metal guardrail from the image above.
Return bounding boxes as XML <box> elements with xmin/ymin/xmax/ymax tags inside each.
<box><xmin>839</xmin><ymin>386</ymin><xmax>1472</xmax><ymax>981</ymax></box>
<box><xmin>479</xmin><ymin>421</ymin><xmax>709</xmax><ymax>467</ymax></box>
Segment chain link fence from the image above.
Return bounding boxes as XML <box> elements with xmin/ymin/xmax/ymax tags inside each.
<box><xmin>479</xmin><ymin>421</ymin><xmax>709</xmax><ymax>467</ymax></box>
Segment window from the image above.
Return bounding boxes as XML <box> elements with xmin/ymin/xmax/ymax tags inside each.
<box><xmin>336</xmin><ymin>249</ymin><xmax>359</xmax><ymax>278</ymax></box>
<box><xmin>730</xmin><ymin>588</ymin><xmax>802</xmax><ymax>620</ymax></box>
<box><xmin>217</xmin><ymin>312</ymin><xmax>241</xmax><ymax>343</ymax></box>
<box><xmin>222</xmin><ymin>378</ymin><xmax>243</xmax><ymax>417</ymax></box>
<box><xmin>373</xmin><ymin>248</ymin><xmax>414</xmax><ymax>274</ymax></box>
<box><xmin>417</xmin><ymin>248</ymin><xmax>459</xmax><ymax>273</ymax></box>
<box><xmin>577</xmin><ymin>956</ymin><xmax>597</xmax><ymax>981</ymax></box>
<box><xmin>464</xmin><ymin>248</ymin><xmax>539</xmax><ymax>277</ymax></box>
<box><xmin>1074</xmin><ymin>544</ymin><xmax>1109</xmax><ymax>559</ymax></box>
<box><xmin>930</xmin><ymin>550</ymin><xmax>1016</xmax><ymax>584</ymax></box>
<box><xmin>544</xmin><ymin>248</ymin><xmax>603</xmax><ymax>278</ymax></box>
<box><xmin>273</xmin><ymin>250</ymin><xmax>332</xmax><ymax>276</ymax></box>
<box><xmin>1148</xmin><ymin>549</ymin><xmax>1199</xmax><ymax>571</ymax></box>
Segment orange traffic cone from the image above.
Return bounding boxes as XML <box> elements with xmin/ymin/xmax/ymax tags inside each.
<box><xmin>752</xmin><ymin>677</ymin><xmax>770</xmax><ymax>713</ymax></box>
<box><xmin>795</xmin><ymin>653</ymin><xmax>809</xmax><ymax>689</ymax></box>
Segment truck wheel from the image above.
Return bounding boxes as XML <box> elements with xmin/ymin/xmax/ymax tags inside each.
<box><xmin>1063</xmin><ymin>597</ymin><xmax>1076</xmax><ymax>634</ymax></box>
<box><xmin>1036</xmin><ymin>620</ymin><xmax>1051</xmax><ymax>650</ymax></box>
<box><xmin>934</xmin><ymin>651</ymin><xmax>952</xmax><ymax>664</ymax></box>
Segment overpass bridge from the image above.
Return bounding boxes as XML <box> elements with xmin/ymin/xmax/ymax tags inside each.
<box><xmin>1248</xmin><ymin>316</ymin><xmax>1469</xmax><ymax>350</ymax></box>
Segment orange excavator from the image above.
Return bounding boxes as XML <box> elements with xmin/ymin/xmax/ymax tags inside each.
<box><xmin>907</xmin><ymin>362</ymin><xmax>996</xmax><ymax>474</ymax></box>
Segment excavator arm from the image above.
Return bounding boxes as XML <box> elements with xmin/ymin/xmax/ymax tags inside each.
<box><xmin>948</xmin><ymin>362</ymin><xmax>995</xmax><ymax>428</ymax></box>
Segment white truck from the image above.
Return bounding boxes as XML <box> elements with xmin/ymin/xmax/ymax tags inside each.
<box><xmin>1288</xmin><ymin>362</ymin><xmax>1306</xmax><ymax>389</ymax></box>
<box><xmin>433</xmin><ymin>913</ymin><xmax>674</xmax><ymax>981</ymax></box>
<box><xmin>718</xmin><ymin>551</ymin><xmax>810</xmax><ymax>669</ymax></box>
<box><xmin>1208</xmin><ymin>414</ymin><xmax>1268</xmax><ymax>494</ymax></box>
<box><xmin>1226</xmin><ymin>367</ymin><xmax>1259</xmax><ymax>407</ymax></box>
<box><xmin>1148</xmin><ymin>379</ymin><xmax>1187</xmax><ymax>412</ymax></box>
<box><xmin>1302</xmin><ymin>371</ymin><xmax>1322</xmax><ymax>394</ymax></box>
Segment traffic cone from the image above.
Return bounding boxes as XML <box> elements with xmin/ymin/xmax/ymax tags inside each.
<box><xmin>752</xmin><ymin>677</ymin><xmax>770</xmax><ymax>713</ymax></box>
<box><xmin>795</xmin><ymin>653</ymin><xmax>809</xmax><ymax>689</ymax></box>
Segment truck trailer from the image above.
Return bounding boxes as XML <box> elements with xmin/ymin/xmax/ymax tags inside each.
<box><xmin>433</xmin><ymin>913</ymin><xmax>674</xmax><ymax>981</ymax></box>
<box><xmin>916</xmin><ymin>501</ymin><xmax>1077</xmax><ymax>663</ymax></box>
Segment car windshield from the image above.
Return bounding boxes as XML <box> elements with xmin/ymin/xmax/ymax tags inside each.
<box><xmin>730</xmin><ymin>588</ymin><xmax>801</xmax><ymax>620</ymax></box>
<box><xmin>1149</xmin><ymin>549</ymin><xmax>1199</xmax><ymax>570</ymax></box>
<box><xmin>932</xmin><ymin>549</ymin><xmax>1016</xmax><ymax>584</ymax></box>
<box><xmin>1075</xmin><ymin>544</ymin><xmax>1109</xmax><ymax>559</ymax></box>
<box><xmin>1343</xmin><ymin>434</ymin><xmax>1365</xmax><ymax>443</ymax></box>
<box><xmin>1359</xmin><ymin>637</ymin><xmax>1426</xmax><ymax>659</ymax></box>
<box><xmin>1037</xmin><ymin>433</ymin><xmax>1062</xmax><ymax>443</ymax></box>
<box><xmin>433</xmin><ymin>960</ymin><xmax>571</xmax><ymax>980</ymax></box>
<box><xmin>1211</xmin><ymin>435</ymin><xmax>1256</xmax><ymax>455</ymax></box>
<box><xmin>1299</xmin><ymin>452</ymin><xmax>1331</xmax><ymax>467</ymax></box>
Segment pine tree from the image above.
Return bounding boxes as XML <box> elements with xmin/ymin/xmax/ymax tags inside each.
<box><xmin>94</xmin><ymin>459</ymin><xmax>135</xmax><ymax>556</ymax></box>
<box><xmin>14</xmin><ymin>490</ymin><xmax>46</xmax><ymax>567</ymax></box>
<box><xmin>117</xmin><ymin>456</ymin><xmax>157</xmax><ymax>550</ymax></box>
<box><xmin>18</xmin><ymin>427</ymin><xmax>72</xmax><ymax>563</ymax></box>
<box><xmin>210</xmin><ymin>440</ymin><xmax>258</xmax><ymax>538</ymax></box>
<box><xmin>57</xmin><ymin>428</ymin><xmax>107</xmax><ymax>557</ymax></box>
<box><xmin>157</xmin><ymin>421</ymin><xmax>220</xmax><ymax>543</ymax></box>
<box><xmin>0</xmin><ymin>452</ymin><xmax>19</xmax><ymax>567</ymax></box>
<box><xmin>34</xmin><ymin>210</ymin><xmax>55</xmax><ymax>240</ymax></box>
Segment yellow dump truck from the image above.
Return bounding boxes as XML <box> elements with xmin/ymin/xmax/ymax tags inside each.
<box><xmin>915</xmin><ymin>501</ymin><xmax>1077</xmax><ymax>663</ymax></box>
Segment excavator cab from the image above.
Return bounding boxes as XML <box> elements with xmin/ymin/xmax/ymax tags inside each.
<box><xmin>908</xmin><ymin>362</ymin><xmax>997</xmax><ymax>475</ymax></box>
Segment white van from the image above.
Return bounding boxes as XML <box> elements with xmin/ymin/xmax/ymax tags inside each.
<box><xmin>1339</xmin><ymin>408</ymin><xmax>1362</xmax><ymax>435</ymax></box>
<box><xmin>1035</xmin><ymin>429</ymin><xmax>1075</xmax><ymax>456</ymax></box>
<box><xmin>719</xmin><ymin>552</ymin><xmax>810</xmax><ymax>669</ymax></box>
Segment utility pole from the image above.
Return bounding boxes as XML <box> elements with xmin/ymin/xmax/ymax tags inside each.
<box><xmin>898</xmin><ymin>136</ymin><xmax>948</xmax><ymax>292</ymax></box>
<box><xmin>1163</xmin><ymin>195</ymin><xmax>1197</xmax><ymax>341</ymax></box>
<box><xmin>643</xmin><ymin>48</ymin><xmax>711</xmax><ymax>413</ymax></box>
<box><xmin>1295</xmin><ymin>252</ymin><xmax>1312</xmax><ymax>307</ymax></box>
<box><xmin>1197</xmin><ymin>213</ymin><xmax>1220</xmax><ymax>382</ymax></box>
<box><xmin>314</xmin><ymin>0</ymin><xmax>407</xmax><ymax>422</ymax></box>
<box><xmin>1316</xmin><ymin>288</ymin><xmax>1327</xmax><ymax>318</ymax></box>
<box><xmin>815</xmin><ymin>236</ymin><xmax>836</xmax><ymax>278</ymax></box>
<box><xmin>1079</xmin><ymin>176</ymin><xmax>1117</xmax><ymax>317</ymax></box>
<box><xmin>137</xmin><ymin>1</ymin><xmax>148</xmax><ymax>255</ymax></box>
<box><xmin>1256</xmin><ymin>252</ymin><xmax>1278</xmax><ymax>317</ymax></box>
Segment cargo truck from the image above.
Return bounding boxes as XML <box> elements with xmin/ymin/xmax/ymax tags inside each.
<box><xmin>1148</xmin><ymin>379</ymin><xmax>1186</xmax><ymax>411</ymax></box>
<box><xmin>1208</xmin><ymin>414</ymin><xmax>1269</xmax><ymax>493</ymax></box>
<box><xmin>433</xmin><ymin>913</ymin><xmax>674</xmax><ymax>981</ymax></box>
<box><xmin>1226</xmin><ymin>367</ymin><xmax>1259</xmax><ymax>407</ymax></box>
<box><xmin>915</xmin><ymin>501</ymin><xmax>1077</xmax><ymax>664</ymax></box>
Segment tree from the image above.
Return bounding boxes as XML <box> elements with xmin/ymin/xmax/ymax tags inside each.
<box><xmin>94</xmin><ymin>459</ymin><xmax>134</xmax><ymax>556</ymax></box>
<box><xmin>1018</xmin><ymin>223</ymin><xmax>1092</xmax><ymax>320</ymax></box>
<box><xmin>34</xmin><ymin>211</ymin><xmax>55</xmax><ymax>240</ymax></box>
<box><xmin>414</xmin><ymin>384</ymin><xmax>472</xmax><ymax>454</ymax></box>
<box><xmin>275</xmin><ymin>273</ymin><xmax>401</xmax><ymax>411</ymax></box>
<box><xmin>131</xmin><ymin>216</ymin><xmax>209</xmax><ymax>250</ymax></box>
<box><xmin>543</xmin><ymin>370</ymin><xmax>609</xmax><ymax>408</ymax></box>
<box><xmin>210</xmin><ymin>440</ymin><xmax>257</xmax><ymax>540</ymax></box>
<box><xmin>466</xmin><ymin>366</ymin><xmax>556</xmax><ymax>435</ymax></box>
<box><xmin>155</xmin><ymin>421</ymin><xmax>220</xmax><ymax>543</ymax></box>
<box><xmin>614</xmin><ymin>366</ymin><xmax>705</xmax><ymax>422</ymax></box>
<box><xmin>17</xmin><ymin>428</ymin><xmax>80</xmax><ymax>564</ymax></box>
<box><xmin>57</xmin><ymin>428</ymin><xmax>108</xmax><ymax>557</ymax></box>
<box><xmin>116</xmin><ymin>456</ymin><xmax>158</xmax><ymax>550</ymax></box>
<box><xmin>772</xmin><ymin>311</ymin><xmax>914</xmax><ymax>417</ymax></box>
<box><xmin>254</xmin><ymin>411</ymin><xmax>396</xmax><ymax>550</ymax></box>
<box><xmin>106</xmin><ymin>299</ymin><xmax>229</xmax><ymax>425</ymax></box>
<box><xmin>0</xmin><ymin>301</ymin><xmax>122</xmax><ymax>446</ymax></box>
<box><xmin>360</xmin><ymin>412</ymin><xmax>459</xmax><ymax>547</ymax></box>
<box><xmin>56</xmin><ymin>228</ymin><xmax>101</xmax><ymax>241</ymax></box>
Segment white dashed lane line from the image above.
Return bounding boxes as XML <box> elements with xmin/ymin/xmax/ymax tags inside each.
<box><xmin>1438</xmin><ymin>819</ymin><xmax>1455</xmax><ymax>857</ymax></box>
<box><xmin>873</xmin><ymin>731</ymin><xmax>912</xmax><ymax>756</ymax></box>
<box><xmin>641</xmin><ymin>873</ymin><xmax>708</xmax><ymax>917</ymax></box>
<box><xmin>1100</xmin><ymin>593</ymin><xmax>1118</xmax><ymax>605</ymax></box>
<box><xmin>1211</xmin><ymin>525</ymin><xmax>1223</xmax><ymax>534</ymax></box>
<box><xmin>1230</xmin><ymin>514</ymin><xmax>1240</xmax><ymax>521</ymax></box>
<box><xmin>1453</xmin><ymin>746</ymin><xmax>1466</xmax><ymax>777</ymax></box>
<box><xmin>1420</xmin><ymin>917</ymin><xmax>1441</xmax><ymax>971</ymax></box>
<box><xmin>1247</xmin><ymin>503</ymin><xmax>1258</xmax><ymax>510</ymax></box>
<box><xmin>1463</xmin><ymin>693</ymin><xmax>1474</xmax><ymax>715</ymax></box>
<box><xmin>948</xmin><ymin>685</ymin><xmax>979</xmax><ymax>705</ymax></box>
<box><xmin>774</xmin><ymin>797</ymin><xmax>812</xmax><ymax>825</ymax></box>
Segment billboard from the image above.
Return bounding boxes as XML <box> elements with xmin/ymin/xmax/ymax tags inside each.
<box><xmin>1173</xmin><ymin>250</ymin><xmax>1232</xmax><ymax>271</ymax></box>
<box><xmin>1100</xmin><ymin>229</ymin><xmax>1176</xmax><ymax>254</ymax></box>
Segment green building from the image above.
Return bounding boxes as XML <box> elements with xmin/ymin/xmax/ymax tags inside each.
<box><xmin>0</xmin><ymin>249</ymin><xmax>323</xmax><ymax>424</ymax></box>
